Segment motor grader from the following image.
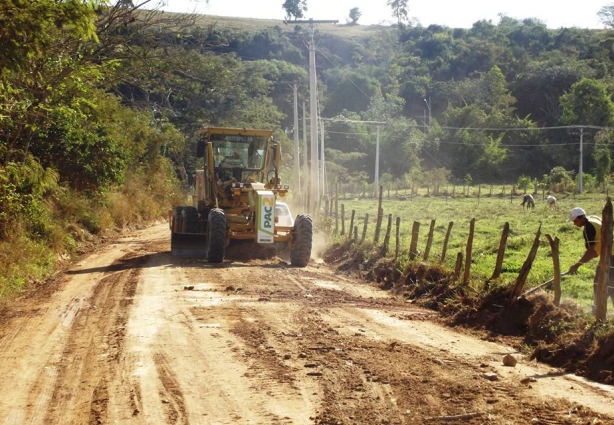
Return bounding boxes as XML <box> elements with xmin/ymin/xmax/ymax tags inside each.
<box><xmin>169</xmin><ymin>127</ymin><xmax>313</xmax><ymax>266</ymax></box>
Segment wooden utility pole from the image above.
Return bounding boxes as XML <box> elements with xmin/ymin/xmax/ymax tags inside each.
<box><xmin>292</xmin><ymin>83</ymin><xmax>300</xmax><ymax>195</ymax></box>
<box><xmin>286</xmin><ymin>18</ymin><xmax>338</xmax><ymax>214</ymax></box>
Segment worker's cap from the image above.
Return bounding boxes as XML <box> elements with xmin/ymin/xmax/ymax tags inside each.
<box><xmin>567</xmin><ymin>207</ymin><xmax>586</xmax><ymax>222</ymax></box>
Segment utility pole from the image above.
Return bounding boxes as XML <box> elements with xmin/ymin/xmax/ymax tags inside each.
<box><xmin>320</xmin><ymin>119</ymin><xmax>326</xmax><ymax>202</ymax></box>
<box><xmin>302</xmin><ymin>101</ymin><xmax>308</xmax><ymax>209</ymax></box>
<box><xmin>309</xmin><ymin>35</ymin><xmax>318</xmax><ymax>214</ymax></box>
<box><xmin>424</xmin><ymin>97</ymin><xmax>431</xmax><ymax>129</ymax></box>
<box><xmin>286</xmin><ymin>18</ymin><xmax>338</xmax><ymax>214</ymax></box>
<box><xmin>374</xmin><ymin>125</ymin><xmax>380</xmax><ymax>195</ymax></box>
<box><xmin>292</xmin><ymin>83</ymin><xmax>300</xmax><ymax>195</ymax></box>
<box><xmin>578</xmin><ymin>127</ymin><xmax>584</xmax><ymax>193</ymax></box>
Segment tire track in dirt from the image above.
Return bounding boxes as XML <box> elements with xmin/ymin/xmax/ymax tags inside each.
<box><xmin>44</xmin><ymin>254</ymin><xmax>144</xmax><ymax>424</ymax></box>
<box><xmin>154</xmin><ymin>352</ymin><xmax>188</xmax><ymax>424</ymax></box>
<box><xmin>0</xmin><ymin>236</ymin><xmax>148</xmax><ymax>425</ymax></box>
<box><xmin>171</xmin><ymin>262</ymin><xmax>318</xmax><ymax>424</ymax></box>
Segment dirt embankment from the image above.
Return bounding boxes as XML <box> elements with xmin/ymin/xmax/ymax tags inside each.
<box><xmin>0</xmin><ymin>223</ymin><xmax>612</xmax><ymax>424</ymax></box>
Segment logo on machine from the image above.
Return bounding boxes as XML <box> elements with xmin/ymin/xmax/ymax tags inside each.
<box><xmin>257</xmin><ymin>192</ymin><xmax>275</xmax><ymax>243</ymax></box>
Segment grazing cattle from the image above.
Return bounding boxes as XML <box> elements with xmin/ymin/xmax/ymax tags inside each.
<box><xmin>521</xmin><ymin>194</ymin><xmax>535</xmax><ymax>209</ymax></box>
<box><xmin>546</xmin><ymin>195</ymin><xmax>557</xmax><ymax>210</ymax></box>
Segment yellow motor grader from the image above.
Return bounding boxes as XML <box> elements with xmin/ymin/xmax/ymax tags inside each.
<box><xmin>169</xmin><ymin>127</ymin><xmax>313</xmax><ymax>266</ymax></box>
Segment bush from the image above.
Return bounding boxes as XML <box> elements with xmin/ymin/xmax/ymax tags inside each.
<box><xmin>516</xmin><ymin>175</ymin><xmax>533</xmax><ymax>192</ymax></box>
<box><xmin>545</xmin><ymin>166</ymin><xmax>575</xmax><ymax>193</ymax></box>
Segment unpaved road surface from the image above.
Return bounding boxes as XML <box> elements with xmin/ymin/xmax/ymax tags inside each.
<box><xmin>1</xmin><ymin>223</ymin><xmax>614</xmax><ymax>424</ymax></box>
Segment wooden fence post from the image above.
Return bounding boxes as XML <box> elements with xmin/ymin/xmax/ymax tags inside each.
<box><xmin>440</xmin><ymin>221</ymin><xmax>454</xmax><ymax>264</ymax></box>
<box><xmin>454</xmin><ymin>252</ymin><xmax>463</xmax><ymax>280</ymax></box>
<box><xmin>340</xmin><ymin>204</ymin><xmax>345</xmax><ymax>236</ymax></box>
<box><xmin>462</xmin><ymin>218</ymin><xmax>475</xmax><ymax>286</ymax></box>
<box><xmin>354</xmin><ymin>226</ymin><xmax>358</xmax><ymax>242</ymax></box>
<box><xmin>395</xmin><ymin>217</ymin><xmax>401</xmax><ymax>260</ymax></box>
<box><xmin>382</xmin><ymin>214</ymin><xmax>392</xmax><ymax>256</ymax></box>
<box><xmin>596</xmin><ymin>198</ymin><xmax>613</xmax><ymax>320</ymax></box>
<box><xmin>490</xmin><ymin>222</ymin><xmax>509</xmax><ymax>280</ymax></box>
<box><xmin>509</xmin><ymin>224</ymin><xmax>542</xmax><ymax>301</ymax></box>
<box><xmin>374</xmin><ymin>212</ymin><xmax>383</xmax><ymax>245</ymax></box>
<box><xmin>409</xmin><ymin>221</ymin><xmax>420</xmax><ymax>260</ymax></box>
<box><xmin>334</xmin><ymin>185</ymin><xmax>339</xmax><ymax>235</ymax></box>
<box><xmin>373</xmin><ymin>186</ymin><xmax>384</xmax><ymax>244</ymax></box>
<box><xmin>348</xmin><ymin>210</ymin><xmax>356</xmax><ymax>241</ymax></box>
<box><xmin>545</xmin><ymin>234</ymin><xmax>562</xmax><ymax>306</ymax></box>
<box><xmin>361</xmin><ymin>213</ymin><xmax>369</xmax><ymax>243</ymax></box>
<box><xmin>423</xmin><ymin>219</ymin><xmax>436</xmax><ymax>261</ymax></box>
<box><xmin>360</xmin><ymin>213</ymin><xmax>369</xmax><ymax>243</ymax></box>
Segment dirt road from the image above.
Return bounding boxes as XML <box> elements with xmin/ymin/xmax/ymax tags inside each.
<box><xmin>1</xmin><ymin>223</ymin><xmax>614</xmax><ymax>424</ymax></box>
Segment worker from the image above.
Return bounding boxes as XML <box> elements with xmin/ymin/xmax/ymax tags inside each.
<box><xmin>218</xmin><ymin>150</ymin><xmax>244</xmax><ymax>183</ymax></box>
<box><xmin>219</xmin><ymin>151</ymin><xmax>243</xmax><ymax>168</ymax></box>
<box><xmin>567</xmin><ymin>207</ymin><xmax>614</xmax><ymax>313</ymax></box>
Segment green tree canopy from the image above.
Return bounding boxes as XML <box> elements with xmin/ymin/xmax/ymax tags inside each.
<box><xmin>349</xmin><ymin>8</ymin><xmax>361</xmax><ymax>25</ymax></box>
<box><xmin>387</xmin><ymin>0</ymin><xmax>409</xmax><ymax>25</ymax></box>
<box><xmin>559</xmin><ymin>78</ymin><xmax>614</xmax><ymax>127</ymax></box>
<box><xmin>282</xmin><ymin>0</ymin><xmax>308</xmax><ymax>21</ymax></box>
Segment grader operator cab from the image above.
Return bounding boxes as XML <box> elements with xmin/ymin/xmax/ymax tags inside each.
<box><xmin>169</xmin><ymin>127</ymin><xmax>313</xmax><ymax>266</ymax></box>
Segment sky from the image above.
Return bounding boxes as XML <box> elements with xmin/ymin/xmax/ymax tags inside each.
<box><xmin>159</xmin><ymin>0</ymin><xmax>609</xmax><ymax>29</ymax></box>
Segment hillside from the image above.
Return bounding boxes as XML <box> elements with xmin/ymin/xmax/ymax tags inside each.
<box><xmin>191</xmin><ymin>13</ymin><xmax>394</xmax><ymax>38</ymax></box>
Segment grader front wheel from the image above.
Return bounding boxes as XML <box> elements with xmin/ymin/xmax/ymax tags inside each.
<box><xmin>206</xmin><ymin>208</ymin><xmax>227</xmax><ymax>263</ymax></box>
<box><xmin>290</xmin><ymin>214</ymin><xmax>313</xmax><ymax>267</ymax></box>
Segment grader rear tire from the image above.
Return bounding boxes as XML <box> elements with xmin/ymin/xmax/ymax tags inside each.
<box><xmin>290</xmin><ymin>214</ymin><xmax>313</xmax><ymax>267</ymax></box>
<box><xmin>181</xmin><ymin>206</ymin><xmax>199</xmax><ymax>233</ymax></box>
<box><xmin>206</xmin><ymin>208</ymin><xmax>227</xmax><ymax>263</ymax></box>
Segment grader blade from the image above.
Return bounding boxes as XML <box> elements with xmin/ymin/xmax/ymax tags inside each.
<box><xmin>170</xmin><ymin>233</ymin><xmax>207</xmax><ymax>256</ymax></box>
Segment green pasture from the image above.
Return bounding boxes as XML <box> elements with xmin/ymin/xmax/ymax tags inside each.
<box><xmin>328</xmin><ymin>189</ymin><xmax>613</xmax><ymax>314</ymax></box>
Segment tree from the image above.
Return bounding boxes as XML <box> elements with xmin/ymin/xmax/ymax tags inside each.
<box><xmin>386</xmin><ymin>0</ymin><xmax>408</xmax><ymax>25</ymax></box>
<box><xmin>324</xmin><ymin>69</ymin><xmax>381</xmax><ymax>116</ymax></box>
<box><xmin>0</xmin><ymin>0</ymin><xmax>100</xmax><ymax>74</ymax></box>
<box><xmin>559</xmin><ymin>78</ymin><xmax>614</xmax><ymax>127</ymax></box>
<box><xmin>282</xmin><ymin>0</ymin><xmax>307</xmax><ymax>21</ymax></box>
<box><xmin>349</xmin><ymin>7</ymin><xmax>361</xmax><ymax>25</ymax></box>
<box><xmin>598</xmin><ymin>4</ymin><xmax>614</xmax><ymax>28</ymax></box>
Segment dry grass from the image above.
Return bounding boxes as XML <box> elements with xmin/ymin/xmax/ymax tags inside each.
<box><xmin>190</xmin><ymin>13</ymin><xmax>395</xmax><ymax>39</ymax></box>
<box><xmin>0</xmin><ymin>169</ymin><xmax>184</xmax><ymax>301</ymax></box>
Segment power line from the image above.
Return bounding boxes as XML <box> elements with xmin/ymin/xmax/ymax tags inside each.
<box><xmin>315</xmin><ymin>48</ymin><xmax>372</xmax><ymax>101</ymax></box>
<box><xmin>438</xmin><ymin>124</ymin><xmax>609</xmax><ymax>131</ymax></box>
<box><xmin>325</xmin><ymin>121</ymin><xmax>610</xmax><ymax>132</ymax></box>
<box><xmin>325</xmin><ymin>130</ymin><xmax>587</xmax><ymax>147</ymax></box>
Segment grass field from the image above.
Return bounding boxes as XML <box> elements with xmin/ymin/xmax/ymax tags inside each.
<box><xmin>191</xmin><ymin>13</ymin><xmax>393</xmax><ymax>39</ymax></box>
<box><xmin>326</xmin><ymin>188</ymin><xmax>613</xmax><ymax>313</ymax></box>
